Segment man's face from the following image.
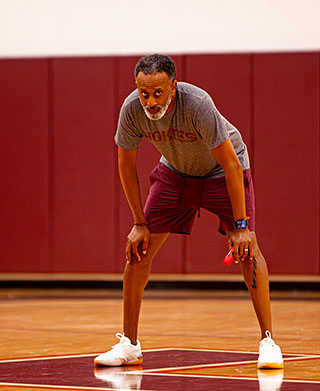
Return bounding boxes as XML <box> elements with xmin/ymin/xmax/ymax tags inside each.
<box><xmin>136</xmin><ymin>71</ymin><xmax>177</xmax><ymax>121</ymax></box>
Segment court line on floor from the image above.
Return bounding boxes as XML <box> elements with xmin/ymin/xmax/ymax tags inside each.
<box><xmin>0</xmin><ymin>383</ymin><xmax>136</xmax><ymax>391</ymax></box>
<box><xmin>1</xmin><ymin>346</ymin><xmax>316</xmax><ymax>364</ymax></box>
<box><xmin>140</xmin><ymin>354</ymin><xmax>320</xmax><ymax>374</ymax></box>
<box><xmin>1</xmin><ymin>376</ymin><xmax>319</xmax><ymax>391</ymax></box>
<box><xmin>153</xmin><ymin>368</ymin><xmax>320</xmax><ymax>384</ymax></box>
<box><xmin>0</xmin><ymin>347</ymin><xmax>179</xmax><ymax>364</ymax></box>
<box><xmin>142</xmin><ymin>359</ymin><xmax>259</xmax><ymax>373</ymax></box>
<box><xmin>123</xmin><ymin>372</ymin><xmax>320</xmax><ymax>384</ymax></box>
<box><xmin>1</xmin><ymin>349</ymin><xmax>319</xmax><ymax>390</ymax></box>
<box><xmin>0</xmin><ymin>368</ymin><xmax>320</xmax><ymax>391</ymax></box>
<box><xmin>0</xmin><ymin>353</ymin><xmax>96</xmax><ymax>364</ymax></box>
<box><xmin>144</xmin><ymin>346</ymin><xmax>314</xmax><ymax>357</ymax></box>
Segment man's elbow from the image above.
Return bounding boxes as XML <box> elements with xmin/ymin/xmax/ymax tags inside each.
<box><xmin>118</xmin><ymin>149</ymin><xmax>137</xmax><ymax>171</ymax></box>
<box><xmin>224</xmin><ymin>159</ymin><xmax>242</xmax><ymax>176</ymax></box>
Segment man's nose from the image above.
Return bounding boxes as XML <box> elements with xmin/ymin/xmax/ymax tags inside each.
<box><xmin>147</xmin><ymin>96</ymin><xmax>157</xmax><ymax>107</ymax></box>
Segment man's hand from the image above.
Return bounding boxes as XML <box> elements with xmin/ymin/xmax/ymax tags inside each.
<box><xmin>228</xmin><ymin>228</ymin><xmax>253</xmax><ymax>262</ymax></box>
<box><xmin>126</xmin><ymin>225</ymin><xmax>150</xmax><ymax>263</ymax></box>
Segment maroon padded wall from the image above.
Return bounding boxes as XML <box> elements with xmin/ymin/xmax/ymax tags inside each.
<box><xmin>52</xmin><ymin>57</ymin><xmax>117</xmax><ymax>272</ymax></box>
<box><xmin>253</xmin><ymin>53</ymin><xmax>319</xmax><ymax>274</ymax></box>
<box><xmin>0</xmin><ymin>52</ymin><xmax>319</xmax><ymax>275</ymax></box>
<box><xmin>0</xmin><ymin>60</ymin><xmax>49</xmax><ymax>272</ymax></box>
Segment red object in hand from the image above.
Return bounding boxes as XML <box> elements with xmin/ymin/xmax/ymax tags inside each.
<box><xmin>223</xmin><ymin>247</ymin><xmax>235</xmax><ymax>266</ymax></box>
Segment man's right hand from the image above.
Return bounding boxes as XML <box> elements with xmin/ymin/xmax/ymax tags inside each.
<box><xmin>126</xmin><ymin>225</ymin><xmax>150</xmax><ymax>263</ymax></box>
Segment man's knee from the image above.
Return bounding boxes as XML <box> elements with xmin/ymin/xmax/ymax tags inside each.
<box><xmin>250</xmin><ymin>230</ymin><xmax>261</xmax><ymax>248</ymax></box>
<box><xmin>248</xmin><ymin>231</ymin><xmax>267</xmax><ymax>263</ymax></box>
<box><xmin>129</xmin><ymin>251</ymin><xmax>153</xmax><ymax>267</ymax></box>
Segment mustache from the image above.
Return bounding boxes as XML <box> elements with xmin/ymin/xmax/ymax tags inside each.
<box><xmin>145</xmin><ymin>104</ymin><xmax>163</xmax><ymax>110</ymax></box>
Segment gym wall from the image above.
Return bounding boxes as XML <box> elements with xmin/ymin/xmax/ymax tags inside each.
<box><xmin>0</xmin><ymin>52</ymin><xmax>319</xmax><ymax>275</ymax></box>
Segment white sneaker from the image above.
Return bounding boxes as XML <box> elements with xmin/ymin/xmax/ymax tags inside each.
<box><xmin>94</xmin><ymin>333</ymin><xmax>143</xmax><ymax>367</ymax></box>
<box><xmin>258</xmin><ymin>369</ymin><xmax>284</xmax><ymax>391</ymax></box>
<box><xmin>258</xmin><ymin>330</ymin><xmax>284</xmax><ymax>369</ymax></box>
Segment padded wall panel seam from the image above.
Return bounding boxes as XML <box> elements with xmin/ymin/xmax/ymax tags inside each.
<box><xmin>318</xmin><ymin>51</ymin><xmax>320</xmax><ymax>275</ymax></box>
<box><xmin>249</xmin><ymin>54</ymin><xmax>255</xmax><ymax>180</ymax></box>
<box><xmin>112</xmin><ymin>57</ymin><xmax>121</xmax><ymax>272</ymax></box>
<box><xmin>47</xmin><ymin>59</ymin><xmax>55</xmax><ymax>272</ymax></box>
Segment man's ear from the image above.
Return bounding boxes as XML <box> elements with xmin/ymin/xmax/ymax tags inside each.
<box><xmin>172</xmin><ymin>79</ymin><xmax>177</xmax><ymax>92</ymax></box>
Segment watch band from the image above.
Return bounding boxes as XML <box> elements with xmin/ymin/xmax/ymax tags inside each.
<box><xmin>234</xmin><ymin>219</ymin><xmax>248</xmax><ymax>229</ymax></box>
<box><xmin>134</xmin><ymin>222</ymin><xmax>148</xmax><ymax>227</ymax></box>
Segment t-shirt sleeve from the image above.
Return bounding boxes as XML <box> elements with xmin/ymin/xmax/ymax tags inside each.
<box><xmin>194</xmin><ymin>95</ymin><xmax>229</xmax><ymax>149</ymax></box>
<box><xmin>114</xmin><ymin>102</ymin><xmax>143</xmax><ymax>150</ymax></box>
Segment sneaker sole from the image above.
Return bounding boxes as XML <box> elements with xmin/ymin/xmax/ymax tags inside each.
<box><xmin>121</xmin><ymin>357</ymin><xmax>143</xmax><ymax>366</ymax></box>
<box><xmin>257</xmin><ymin>361</ymin><xmax>284</xmax><ymax>369</ymax></box>
<box><xmin>94</xmin><ymin>356</ymin><xmax>143</xmax><ymax>367</ymax></box>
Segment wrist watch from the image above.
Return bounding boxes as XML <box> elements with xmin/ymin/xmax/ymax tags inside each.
<box><xmin>234</xmin><ymin>219</ymin><xmax>248</xmax><ymax>229</ymax></box>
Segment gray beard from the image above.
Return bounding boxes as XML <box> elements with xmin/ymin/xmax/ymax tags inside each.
<box><xmin>142</xmin><ymin>93</ymin><xmax>172</xmax><ymax>121</ymax></box>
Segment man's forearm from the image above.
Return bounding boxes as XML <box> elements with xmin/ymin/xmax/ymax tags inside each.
<box><xmin>119</xmin><ymin>163</ymin><xmax>146</xmax><ymax>224</ymax></box>
<box><xmin>224</xmin><ymin>165</ymin><xmax>247</xmax><ymax>222</ymax></box>
<box><xmin>210</xmin><ymin>139</ymin><xmax>247</xmax><ymax>223</ymax></box>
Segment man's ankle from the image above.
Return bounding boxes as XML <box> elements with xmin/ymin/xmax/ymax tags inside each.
<box><xmin>124</xmin><ymin>333</ymin><xmax>137</xmax><ymax>345</ymax></box>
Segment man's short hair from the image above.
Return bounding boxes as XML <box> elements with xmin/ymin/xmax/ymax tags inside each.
<box><xmin>134</xmin><ymin>54</ymin><xmax>176</xmax><ymax>81</ymax></box>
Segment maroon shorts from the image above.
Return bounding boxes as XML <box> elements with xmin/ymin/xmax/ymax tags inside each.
<box><xmin>144</xmin><ymin>163</ymin><xmax>255</xmax><ymax>235</ymax></box>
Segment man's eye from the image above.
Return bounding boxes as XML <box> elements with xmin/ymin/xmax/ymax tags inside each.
<box><xmin>141</xmin><ymin>92</ymin><xmax>148</xmax><ymax>97</ymax></box>
<box><xmin>155</xmin><ymin>91</ymin><xmax>162</xmax><ymax>97</ymax></box>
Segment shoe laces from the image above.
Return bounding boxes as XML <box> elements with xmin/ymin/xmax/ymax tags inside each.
<box><xmin>112</xmin><ymin>333</ymin><xmax>129</xmax><ymax>348</ymax></box>
<box><xmin>260</xmin><ymin>330</ymin><xmax>277</xmax><ymax>351</ymax></box>
<box><xmin>111</xmin><ymin>333</ymin><xmax>137</xmax><ymax>359</ymax></box>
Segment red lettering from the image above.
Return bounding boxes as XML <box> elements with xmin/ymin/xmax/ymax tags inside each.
<box><xmin>178</xmin><ymin>130</ymin><xmax>185</xmax><ymax>141</ymax></box>
<box><xmin>186</xmin><ymin>132</ymin><xmax>197</xmax><ymax>142</ymax></box>
<box><xmin>160</xmin><ymin>130</ymin><xmax>168</xmax><ymax>141</ymax></box>
<box><xmin>172</xmin><ymin>129</ymin><xmax>179</xmax><ymax>140</ymax></box>
<box><xmin>152</xmin><ymin>131</ymin><xmax>162</xmax><ymax>142</ymax></box>
<box><xmin>145</xmin><ymin>132</ymin><xmax>153</xmax><ymax>140</ymax></box>
<box><xmin>166</xmin><ymin>129</ymin><xmax>173</xmax><ymax>140</ymax></box>
<box><xmin>145</xmin><ymin>129</ymin><xmax>197</xmax><ymax>143</ymax></box>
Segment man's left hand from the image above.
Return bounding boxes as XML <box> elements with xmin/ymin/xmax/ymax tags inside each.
<box><xmin>228</xmin><ymin>228</ymin><xmax>253</xmax><ymax>262</ymax></box>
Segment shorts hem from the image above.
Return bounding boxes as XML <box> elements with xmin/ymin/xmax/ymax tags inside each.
<box><xmin>148</xmin><ymin>226</ymin><xmax>191</xmax><ymax>235</ymax></box>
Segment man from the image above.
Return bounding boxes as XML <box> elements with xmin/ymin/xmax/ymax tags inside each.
<box><xmin>94</xmin><ymin>54</ymin><xmax>283</xmax><ymax>369</ymax></box>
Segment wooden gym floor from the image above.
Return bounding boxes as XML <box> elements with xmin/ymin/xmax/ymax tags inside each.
<box><xmin>0</xmin><ymin>286</ymin><xmax>319</xmax><ymax>390</ymax></box>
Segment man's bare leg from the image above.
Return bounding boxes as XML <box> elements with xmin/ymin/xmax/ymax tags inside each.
<box><xmin>123</xmin><ymin>232</ymin><xmax>169</xmax><ymax>345</ymax></box>
<box><xmin>229</xmin><ymin>231</ymin><xmax>272</xmax><ymax>339</ymax></box>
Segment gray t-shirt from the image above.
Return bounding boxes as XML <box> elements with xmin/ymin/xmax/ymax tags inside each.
<box><xmin>115</xmin><ymin>82</ymin><xmax>250</xmax><ymax>178</ymax></box>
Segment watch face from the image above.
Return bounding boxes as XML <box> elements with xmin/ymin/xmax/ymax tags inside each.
<box><xmin>235</xmin><ymin>219</ymin><xmax>248</xmax><ymax>229</ymax></box>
